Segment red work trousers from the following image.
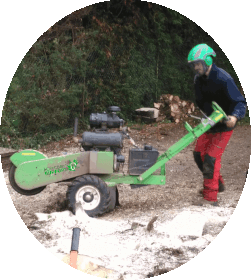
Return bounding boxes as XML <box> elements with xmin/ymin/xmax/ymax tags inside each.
<box><xmin>194</xmin><ymin>130</ymin><xmax>233</xmax><ymax>201</ymax></box>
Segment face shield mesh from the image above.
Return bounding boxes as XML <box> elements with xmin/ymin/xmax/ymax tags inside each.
<box><xmin>188</xmin><ymin>60</ymin><xmax>208</xmax><ymax>76</ymax></box>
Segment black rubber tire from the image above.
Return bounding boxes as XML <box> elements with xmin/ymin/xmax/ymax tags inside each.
<box><xmin>107</xmin><ymin>186</ymin><xmax>120</xmax><ymax>207</ymax></box>
<box><xmin>108</xmin><ymin>186</ymin><xmax>117</xmax><ymax>211</ymax></box>
<box><xmin>115</xmin><ymin>186</ymin><xmax>120</xmax><ymax>206</ymax></box>
<box><xmin>67</xmin><ymin>175</ymin><xmax>116</xmax><ymax>217</ymax></box>
<box><xmin>9</xmin><ymin>164</ymin><xmax>46</xmax><ymax>196</ymax></box>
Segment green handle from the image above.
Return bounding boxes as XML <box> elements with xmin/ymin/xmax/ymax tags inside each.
<box><xmin>212</xmin><ymin>101</ymin><xmax>228</xmax><ymax>120</ymax></box>
<box><xmin>184</xmin><ymin>121</ymin><xmax>193</xmax><ymax>133</ymax></box>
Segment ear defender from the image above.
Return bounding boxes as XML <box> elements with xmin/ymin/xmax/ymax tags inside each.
<box><xmin>204</xmin><ymin>55</ymin><xmax>213</xmax><ymax>66</ymax></box>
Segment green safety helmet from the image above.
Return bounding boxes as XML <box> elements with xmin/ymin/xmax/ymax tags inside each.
<box><xmin>188</xmin><ymin>43</ymin><xmax>216</xmax><ymax>75</ymax></box>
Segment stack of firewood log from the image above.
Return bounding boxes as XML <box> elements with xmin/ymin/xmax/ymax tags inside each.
<box><xmin>154</xmin><ymin>94</ymin><xmax>196</xmax><ymax>123</ymax></box>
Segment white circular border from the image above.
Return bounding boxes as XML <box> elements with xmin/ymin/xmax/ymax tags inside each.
<box><xmin>0</xmin><ymin>1</ymin><xmax>250</xmax><ymax>280</ymax></box>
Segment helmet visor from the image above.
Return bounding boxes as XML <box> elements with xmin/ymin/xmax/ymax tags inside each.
<box><xmin>188</xmin><ymin>60</ymin><xmax>208</xmax><ymax>76</ymax></box>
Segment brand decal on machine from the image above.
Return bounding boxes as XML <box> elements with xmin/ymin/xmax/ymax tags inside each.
<box><xmin>44</xmin><ymin>159</ymin><xmax>78</xmax><ymax>175</ymax></box>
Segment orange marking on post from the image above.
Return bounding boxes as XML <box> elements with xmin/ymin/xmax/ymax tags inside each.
<box><xmin>69</xmin><ymin>251</ymin><xmax>78</xmax><ymax>269</ymax></box>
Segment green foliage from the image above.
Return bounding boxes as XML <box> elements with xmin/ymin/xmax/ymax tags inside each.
<box><xmin>1</xmin><ymin>2</ymin><xmax>246</xmax><ymax>149</ymax></box>
<box><xmin>237</xmin><ymin>108</ymin><xmax>250</xmax><ymax>125</ymax></box>
<box><xmin>0</xmin><ymin>125</ymin><xmax>73</xmax><ymax>150</ymax></box>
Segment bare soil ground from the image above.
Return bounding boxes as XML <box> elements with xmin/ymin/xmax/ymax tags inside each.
<box><xmin>2</xmin><ymin>122</ymin><xmax>250</xmax><ymax>276</ymax></box>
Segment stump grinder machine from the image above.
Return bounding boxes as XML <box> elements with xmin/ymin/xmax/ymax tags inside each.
<box><xmin>8</xmin><ymin>102</ymin><xmax>228</xmax><ymax>217</ymax></box>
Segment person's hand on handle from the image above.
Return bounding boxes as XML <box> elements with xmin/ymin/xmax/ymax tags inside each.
<box><xmin>225</xmin><ymin>115</ymin><xmax>237</xmax><ymax>128</ymax></box>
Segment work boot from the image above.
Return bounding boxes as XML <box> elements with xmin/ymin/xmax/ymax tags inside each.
<box><xmin>192</xmin><ymin>197</ymin><xmax>219</xmax><ymax>207</ymax></box>
<box><xmin>198</xmin><ymin>179</ymin><xmax>225</xmax><ymax>195</ymax></box>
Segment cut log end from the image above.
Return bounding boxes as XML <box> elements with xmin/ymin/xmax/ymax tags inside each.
<box><xmin>157</xmin><ymin>94</ymin><xmax>197</xmax><ymax>124</ymax></box>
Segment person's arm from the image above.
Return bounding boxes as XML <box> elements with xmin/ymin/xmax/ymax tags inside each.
<box><xmin>223</xmin><ymin>78</ymin><xmax>246</xmax><ymax>127</ymax></box>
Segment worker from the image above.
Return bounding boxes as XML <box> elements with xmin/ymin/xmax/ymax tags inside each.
<box><xmin>187</xmin><ymin>43</ymin><xmax>246</xmax><ymax>206</ymax></box>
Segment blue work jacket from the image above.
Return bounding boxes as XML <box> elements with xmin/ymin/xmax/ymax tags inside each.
<box><xmin>194</xmin><ymin>63</ymin><xmax>247</xmax><ymax>132</ymax></box>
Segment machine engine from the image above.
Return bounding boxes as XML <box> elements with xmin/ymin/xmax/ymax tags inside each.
<box><xmin>74</xmin><ymin>106</ymin><xmax>126</xmax><ymax>172</ymax></box>
<box><xmin>89</xmin><ymin>106</ymin><xmax>125</xmax><ymax>129</ymax></box>
<box><xmin>74</xmin><ymin>106</ymin><xmax>159</xmax><ymax>173</ymax></box>
<box><xmin>80</xmin><ymin>106</ymin><xmax>124</xmax><ymax>155</ymax></box>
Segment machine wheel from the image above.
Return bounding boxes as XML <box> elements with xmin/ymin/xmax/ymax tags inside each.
<box><xmin>67</xmin><ymin>175</ymin><xmax>116</xmax><ymax>217</ymax></box>
<box><xmin>9</xmin><ymin>164</ymin><xmax>46</xmax><ymax>196</ymax></box>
